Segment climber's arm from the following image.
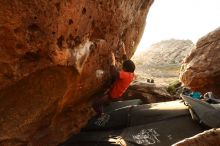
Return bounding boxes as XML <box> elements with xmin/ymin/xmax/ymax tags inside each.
<box><xmin>110</xmin><ymin>52</ymin><xmax>119</xmax><ymax>81</ymax></box>
<box><xmin>121</xmin><ymin>42</ymin><xmax>128</xmax><ymax>61</ymax></box>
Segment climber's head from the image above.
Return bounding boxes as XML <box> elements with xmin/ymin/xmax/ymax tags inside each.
<box><xmin>122</xmin><ymin>60</ymin><xmax>135</xmax><ymax>73</ymax></box>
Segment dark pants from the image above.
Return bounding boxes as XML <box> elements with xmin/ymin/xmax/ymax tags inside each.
<box><xmin>92</xmin><ymin>94</ymin><xmax>111</xmax><ymax>114</ymax></box>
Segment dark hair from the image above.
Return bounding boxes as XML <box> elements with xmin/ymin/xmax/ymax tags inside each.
<box><xmin>122</xmin><ymin>60</ymin><xmax>135</xmax><ymax>72</ymax></box>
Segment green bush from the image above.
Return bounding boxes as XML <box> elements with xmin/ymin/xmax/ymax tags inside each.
<box><xmin>167</xmin><ymin>80</ymin><xmax>181</xmax><ymax>95</ymax></box>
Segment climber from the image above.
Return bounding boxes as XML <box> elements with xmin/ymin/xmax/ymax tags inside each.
<box><xmin>93</xmin><ymin>42</ymin><xmax>135</xmax><ymax>115</ymax></box>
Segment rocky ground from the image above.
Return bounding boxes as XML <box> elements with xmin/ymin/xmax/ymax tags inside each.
<box><xmin>122</xmin><ymin>80</ymin><xmax>177</xmax><ymax>103</ymax></box>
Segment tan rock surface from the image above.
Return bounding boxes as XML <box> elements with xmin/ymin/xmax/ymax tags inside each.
<box><xmin>0</xmin><ymin>0</ymin><xmax>153</xmax><ymax>145</ymax></box>
<box><xmin>173</xmin><ymin>128</ymin><xmax>220</xmax><ymax>146</ymax></box>
<box><xmin>122</xmin><ymin>81</ymin><xmax>176</xmax><ymax>103</ymax></box>
<box><xmin>180</xmin><ymin>27</ymin><xmax>220</xmax><ymax>97</ymax></box>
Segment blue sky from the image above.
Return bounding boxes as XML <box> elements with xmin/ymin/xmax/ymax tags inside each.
<box><xmin>136</xmin><ymin>0</ymin><xmax>220</xmax><ymax>52</ymax></box>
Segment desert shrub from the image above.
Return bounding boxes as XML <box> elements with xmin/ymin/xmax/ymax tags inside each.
<box><xmin>167</xmin><ymin>80</ymin><xmax>181</xmax><ymax>95</ymax></box>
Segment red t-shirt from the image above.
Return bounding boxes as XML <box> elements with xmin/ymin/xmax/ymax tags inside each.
<box><xmin>109</xmin><ymin>70</ymin><xmax>134</xmax><ymax>99</ymax></box>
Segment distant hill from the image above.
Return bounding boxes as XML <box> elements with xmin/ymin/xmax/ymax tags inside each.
<box><xmin>132</xmin><ymin>39</ymin><xmax>195</xmax><ymax>84</ymax></box>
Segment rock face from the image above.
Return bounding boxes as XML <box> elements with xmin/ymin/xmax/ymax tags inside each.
<box><xmin>0</xmin><ymin>0</ymin><xmax>153</xmax><ymax>145</ymax></box>
<box><xmin>180</xmin><ymin>27</ymin><xmax>220</xmax><ymax>97</ymax></box>
<box><xmin>173</xmin><ymin>128</ymin><xmax>220</xmax><ymax>146</ymax></box>
<box><xmin>133</xmin><ymin>39</ymin><xmax>194</xmax><ymax>66</ymax></box>
<box><xmin>122</xmin><ymin>81</ymin><xmax>176</xmax><ymax>103</ymax></box>
<box><xmin>133</xmin><ymin>39</ymin><xmax>194</xmax><ymax>84</ymax></box>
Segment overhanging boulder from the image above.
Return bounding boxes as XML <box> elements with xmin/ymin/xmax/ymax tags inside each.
<box><xmin>0</xmin><ymin>0</ymin><xmax>153</xmax><ymax>145</ymax></box>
